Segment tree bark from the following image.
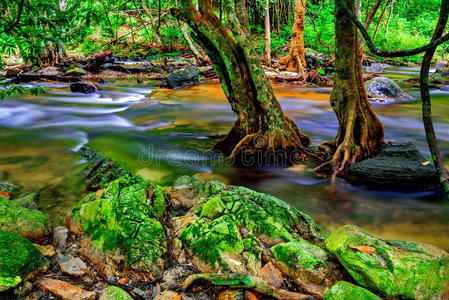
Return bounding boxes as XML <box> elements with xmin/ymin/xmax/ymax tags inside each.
<box><xmin>180</xmin><ymin>23</ymin><xmax>202</xmax><ymax>64</ymax></box>
<box><xmin>319</xmin><ymin>0</ymin><xmax>384</xmax><ymax>176</ymax></box>
<box><xmin>364</xmin><ymin>0</ymin><xmax>383</xmax><ymax>30</ymax></box>
<box><xmin>171</xmin><ymin>0</ymin><xmax>313</xmax><ymax>163</ymax></box>
<box><xmin>419</xmin><ymin>0</ymin><xmax>449</xmax><ymax>198</ymax></box>
<box><xmin>277</xmin><ymin>0</ymin><xmax>306</xmax><ymax>73</ymax></box>
<box><xmin>264</xmin><ymin>0</ymin><xmax>271</xmax><ymax>64</ymax></box>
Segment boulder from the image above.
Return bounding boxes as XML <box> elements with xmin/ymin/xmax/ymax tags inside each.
<box><xmin>163</xmin><ymin>67</ymin><xmax>200</xmax><ymax>89</ymax></box>
<box><xmin>66</xmin><ymin>67</ymin><xmax>87</xmax><ymax>76</ymax></box>
<box><xmin>70</xmin><ymin>82</ymin><xmax>99</xmax><ymax>94</ymax></box>
<box><xmin>365</xmin><ymin>77</ymin><xmax>412</xmax><ymax>102</ymax></box>
<box><xmin>0</xmin><ymin>194</ymin><xmax>49</xmax><ymax>241</ymax></box>
<box><xmin>325</xmin><ymin>225</ymin><xmax>449</xmax><ymax>299</ymax></box>
<box><xmin>99</xmin><ymin>286</ymin><xmax>133</xmax><ymax>300</ymax></box>
<box><xmin>364</xmin><ymin>63</ymin><xmax>389</xmax><ymax>74</ymax></box>
<box><xmin>324</xmin><ymin>281</ymin><xmax>382</xmax><ymax>300</ymax></box>
<box><xmin>343</xmin><ymin>141</ymin><xmax>438</xmax><ymax>190</ymax></box>
<box><xmin>0</xmin><ymin>230</ymin><xmax>46</xmax><ymax>292</ymax></box>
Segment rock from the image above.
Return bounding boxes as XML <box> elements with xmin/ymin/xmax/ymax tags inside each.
<box><xmin>193</xmin><ymin>173</ymin><xmax>231</xmax><ymax>185</ymax></box>
<box><xmin>13</xmin><ymin>192</ymin><xmax>38</xmax><ymax>209</ymax></box>
<box><xmin>35</xmin><ymin>278</ymin><xmax>96</xmax><ymax>300</ymax></box>
<box><xmin>435</xmin><ymin>61</ymin><xmax>448</xmax><ymax>69</ymax></box>
<box><xmin>154</xmin><ymin>290</ymin><xmax>181</xmax><ymax>300</ymax></box>
<box><xmin>70</xmin><ymin>82</ymin><xmax>99</xmax><ymax>94</ymax></box>
<box><xmin>68</xmin><ymin>174</ymin><xmax>166</xmax><ymax>279</ymax></box>
<box><xmin>53</xmin><ymin>226</ymin><xmax>69</xmax><ymax>249</ymax></box>
<box><xmin>103</xmin><ymin>61</ymin><xmax>153</xmax><ymax>74</ymax></box>
<box><xmin>0</xmin><ymin>231</ymin><xmax>46</xmax><ymax>292</ymax></box>
<box><xmin>163</xmin><ymin>67</ymin><xmax>200</xmax><ymax>89</ymax></box>
<box><xmin>364</xmin><ymin>63</ymin><xmax>389</xmax><ymax>74</ymax></box>
<box><xmin>271</xmin><ymin>240</ymin><xmax>342</xmax><ymax>297</ymax></box>
<box><xmin>5</xmin><ymin>68</ymin><xmax>22</xmax><ymax>77</ymax></box>
<box><xmin>343</xmin><ymin>141</ymin><xmax>439</xmax><ymax>190</ymax></box>
<box><xmin>260</xmin><ymin>262</ymin><xmax>284</xmax><ymax>288</ymax></box>
<box><xmin>84</xmin><ymin>51</ymin><xmax>115</xmax><ymax>73</ymax></box>
<box><xmin>66</xmin><ymin>67</ymin><xmax>87</xmax><ymax>76</ymax></box>
<box><xmin>99</xmin><ymin>286</ymin><xmax>133</xmax><ymax>300</ymax></box>
<box><xmin>324</xmin><ymin>281</ymin><xmax>382</xmax><ymax>300</ymax></box>
<box><xmin>34</xmin><ymin>244</ymin><xmax>55</xmax><ymax>257</ymax></box>
<box><xmin>0</xmin><ymin>182</ymin><xmax>20</xmax><ymax>197</ymax></box>
<box><xmin>58</xmin><ymin>256</ymin><xmax>90</xmax><ymax>277</ymax></box>
<box><xmin>170</xmin><ymin>176</ymin><xmax>327</xmax><ymax>275</ymax></box>
<box><xmin>0</xmin><ymin>195</ymin><xmax>50</xmax><ymax>240</ymax></box>
<box><xmin>325</xmin><ymin>225</ymin><xmax>449</xmax><ymax>299</ymax></box>
<box><xmin>30</xmin><ymin>66</ymin><xmax>62</xmax><ymax>77</ymax></box>
<box><xmin>365</xmin><ymin>77</ymin><xmax>412</xmax><ymax>102</ymax></box>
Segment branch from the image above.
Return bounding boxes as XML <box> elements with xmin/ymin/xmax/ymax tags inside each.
<box><xmin>4</xmin><ymin>0</ymin><xmax>25</xmax><ymax>33</ymax></box>
<box><xmin>338</xmin><ymin>0</ymin><xmax>449</xmax><ymax>57</ymax></box>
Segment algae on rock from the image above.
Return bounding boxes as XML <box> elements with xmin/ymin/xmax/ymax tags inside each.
<box><xmin>325</xmin><ymin>225</ymin><xmax>449</xmax><ymax>299</ymax></box>
<box><xmin>324</xmin><ymin>281</ymin><xmax>382</xmax><ymax>300</ymax></box>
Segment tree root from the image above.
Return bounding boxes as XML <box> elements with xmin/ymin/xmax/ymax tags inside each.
<box><xmin>182</xmin><ymin>273</ymin><xmax>314</xmax><ymax>299</ymax></box>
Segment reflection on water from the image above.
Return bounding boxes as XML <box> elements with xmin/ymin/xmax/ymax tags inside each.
<box><xmin>1</xmin><ymin>68</ymin><xmax>449</xmax><ymax>249</ymax></box>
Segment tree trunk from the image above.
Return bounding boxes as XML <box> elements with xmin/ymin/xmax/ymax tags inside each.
<box><xmin>320</xmin><ymin>0</ymin><xmax>384</xmax><ymax>176</ymax></box>
<box><xmin>364</xmin><ymin>0</ymin><xmax>383</xmax><ymax>30</ymax></box>
<box><xmin>171</xmin><ymin>0</ymin><xmax>312</xmax><ymax>163</ymax></box>
<box><xmin>264</xmin><ymin>0</ymin><xmax>271</xmax><ymax>64</ymax></box>
<box><xmin>277</xmin><ymin>0</ymin><xmax>306</xmax><ymax>73</ymax></box>
<box><xmin>180</xmin><ymin>23</ymin><xmax>202</xmax><ymax>64</ymax></box>
<box><xmin>419</xmin><ymin>0</ymin><xmax>449</xmax><ymax>198</ymax></box>
<box><xmin>373</xmin><ymin>0</ymin><xmax>392</xmax><ymax>39</ymax></box>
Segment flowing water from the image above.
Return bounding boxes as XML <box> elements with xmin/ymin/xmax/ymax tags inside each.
<box><xmin>1</xmin><ymin>67</ymin><xmax>449</xmax><ymax>249</ymax></box>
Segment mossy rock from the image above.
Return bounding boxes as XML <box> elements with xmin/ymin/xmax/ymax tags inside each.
<box><xmin>0</xmin><ymin>195</ymin><xmax>49</xmax><ymax>241</ymax></box>
<box><xmin>325</xmin><ymin>225</ymin><xmax>449</xmax><ymax>299</ymax></box>
<box><xmin>170</xmin><ymin>176</ymin><xmax>328</xmax><ymax>275</ymax></box>
<box><xmin>99</xmin><ymin>286</ymin><xmax>133</xmax><ymax>300</ymax></box>
<box><xmin>324</xmin><ymin>281</ymin><xmax>382</xmax><ymax>300</ymax></box>
<box><xmin>0</xmin><ymin>182</ymin><xmax>20</xmax><ymax>197</ymax></box>
<box><xmin>70</xmin><ymin>174</ymin><xmax>167</xmax><ymax>278</ymax></box>
<box><xmin>0</xmin><ymin>230</ymin><xmax>46</xmax><ymax>292</ymax></box>
<box><xmin>343</xmin><ymin>141</ymin><xmax>439</xmax><ymax>190</ymax></box>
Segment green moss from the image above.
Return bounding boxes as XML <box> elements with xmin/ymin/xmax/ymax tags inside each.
<box><xmin>0</xmin><ymin>230</ymin><xmax>46</xmax><ymax>291</ymax></box>
<box><xmin>325</xmin><ymin>225</ymin><xmax>449</xmax><ymax>299</ymax></box>
<box><xmin>324</xmin><ymin>281</ymin><xmax>382</xmax><ymax>300</ymax></box>
<box><xmin>0</xmin><ymin>196</ymin><xmax>49</xmax><ymax>240</ymax></box>
<box><xmin>271</xmin><ymin>240</ymin><xmax>327</xmax><ymax>270</ymax></box>
<box><xmin>200</xmin><ymin>195</ymin><xmax>226</xmax><ymax>218</ymax></box>
<box><xmin>99</xmin><ymin>286</ymin><xmax>133</xmax><ymax>300</ymax></box>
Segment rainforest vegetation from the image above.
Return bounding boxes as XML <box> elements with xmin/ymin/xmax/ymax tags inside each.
<box><xmin>1</xmin><ymin>0</ymin><xmax>449</xmax><ymax>299</ymax></box>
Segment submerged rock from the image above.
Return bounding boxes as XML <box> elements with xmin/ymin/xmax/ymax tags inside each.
<box><xmin>0</xmin><ymin>230</ymin><xmax>46</xmax><ymax>292</ymax></box>
<box><xmin>324</xmin><ymin>281</ymin><xmax>381</xmax><ymax>300</ymax></box>
<box><xmin>70</xmin><ymin>82</ymin><xmax>99</xmax><ymax>94</ymax></box>
<box><xmin>343</xmin><ymin>141</ymin><xmax>438</xmax><ymax>190</ymax></box>
<box><xmin>365</xmin><ymin>76</ymin><xmax>412</xmax><ymax>102</ymax></box>
<box><xmin>0</xmin><ymin>194</ymin><xmax>49</xmax><ymax>240</ymax></box>
<box><xmin>325</xmin><ymin>225</ymin><xmax>449</xmax><ymax>299</ymax></box>
<box><xmin>163</xmin><ymin>67</ymin><xmax>200</xmax><ymax>89</ymax></box>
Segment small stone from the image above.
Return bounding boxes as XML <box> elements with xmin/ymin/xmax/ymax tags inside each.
<box><xmin>58</xmin><ymin>256</ymin><xmax>90</xmax><ymax>277</ymax></box>
<box><xmin>217</xmin><ymin>289</ymin><xmax>243</xmax><ymax>300</ymax></box>
<box><xmin>155</xmin><ymin>290</ymin><xmax>181</xmax><ymax>300</ymax></box>
<box><xmin>14</xmin><ymin>280</ymin><xmax>33</xmax><ymax>296</ymax></box>
<box><xmin>35</xmin><ymin>278</ymin><xmax>96</xmax><ymax>300</ymax></box>
<box><xmin>34</xmin><ymin>244</ymin><xmax>55</xmax><ymax>257</ymax></box>
<box><xmin>53</xmin><ymin>226</ymin><xmax>68</xmax><ymax>249</ymax></box>
<box><xmin>260</xmin><ymin>262</ymin><xmax>284</xmax><ymax>288</ymax></box>
<box><xmin>99</xmin><ymin>286</ymin><xmax>133</xmax><ymax>300</ymax></box>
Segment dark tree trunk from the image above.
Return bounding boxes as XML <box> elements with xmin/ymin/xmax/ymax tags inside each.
<box><xmin>171</xmin><ymin>0</ymin><xmax>312</xmax><ymax>163</ymax></box>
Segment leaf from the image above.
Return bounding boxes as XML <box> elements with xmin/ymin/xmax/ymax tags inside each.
<box><xmin>318</xmin><ymin>69</ymin><xmax>325</xmax><ymax>75</ymax></box>
<box><xmin>0</xmin><ymin>191</ymin><xmax>10</xmax><ymax>199</ymax></box>
<box><xmin>349</xmin><ymin>245</ymin><xmax>376</xmax><ymax>254</ymax></box>
<box><xmin>421</xmin><ymin>161</ymin><xmax>431</xmax><ymax>166</ymax></box>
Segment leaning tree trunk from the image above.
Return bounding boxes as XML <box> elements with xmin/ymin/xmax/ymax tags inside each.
<box><xmin>278</xmin><ymin>0</ymin><xmax>306</xmax><ymax>73</ymax></box>
<box><xmin>321</xmin><ymin>0</ymin><xmax>384</xmax><ymax>176</ymax></box>
<box><xmin>171</xmin><ymin>0</ymin><xmax>312</xmax><ymax>162</ymax></box>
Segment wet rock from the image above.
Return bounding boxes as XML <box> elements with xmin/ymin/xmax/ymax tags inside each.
<box><xmin>68</xmin><ymin>174</ymin><xmax>166</xmax><ymax>279</ymax></box>
<box><xmin>365</xmin><ymin>77</ymin><xmax>412</xmax><ymax>102</ymax></box>
<box><xmin>343</xmin><ymin>141</ymin><xmax>439</xmax><ymax>190</ymax></box>
<box><xmin>53</xmin><ymin>226</ymin><xmax>69</xmax><ymax>249</ymax></box>
<box><xmin>193</xmin><ymin>173</ymin><xmax>231</xmax><ymax>185</ymax></box>
<box><xmin>0</xmin><ymin>195</ymin><xmax>49</xmax><ymax>240</ymax></box>
<box><xmin>0</xmin><ymin>182</ymin><xmax>20</xmax><ymax>197</ymax></box>
<box><xmin>364</xmin><ymin>63</ymin><xmax>389</xmax><ymax>74</ymax></box>
<box><xmin>70</xmin><ymin>82</ymin><xmax>99</xmax><ymax>94</ymax></box>
<box><xmin>170</xmin><ymin>176</ymin><xmax>327</xmax><ymax>275</ymax></box>
<box><xmin>324</xmin><ymin>281</ymin><xmax>381</xmax><ymax>300</ymax></box>
<box><xmin>271</xmin><ymin>240</ymin><xmax>343</xmax><ymax>298</ymax></box>
<box><xmin>66</xmin><ymin>67</ymin><xmax>87</xmax><ymax>76</ymax></box>
<box><xmin>84</xmin><ymin>51</ymin><xmax>115</xmax><ymax>73</ymax></box>
<box><xmin>325</xmin><ymin>225</ymin><xmax>449</xmax><ymax>299</ymax></box>
<box><xmin>35</xmin><ymin>278</ymin><xmax>96</xmax><ymax>300</ymax></box>
<box><xmin>104</xmin><ymin>61</ymin><xmax>153</xmax><ymax>74</ymax></box>
<box><xmin>0</xmin><ymin>231</ymin><xmax>46</xmax><ymax>292</ymax></box>
<box><xmin>260</xmin><ymin>262</ymin><xmax>284</xmax><ymax>288</ymax></box>
<box><xmin>34</xmin><ymin>244</ymin><xmax>55</xmax><ymax>257</ymax></box>
<box><xmin>13</xmin><ymin>192</ymin><xmax>38</xmax><ymax>209</ymax></box>
<box><xmin>99</xmin><ymin>286</ymin><xmax>133</xmax><ymax>300</ymax></box>
<box><xmin>5</xmin><ymin>67</ymin><xmax>22</xmax><ymax>78</ymax></box>
<box><xmin>58</xmin><ymin>256</ymin><xmax>90</xmax><ymax>277</ymax></box>
<box><xmin>29</xmin><ymin>66</ymin><xmax>62</xmax><ymax>77</ymax></box>
<box><xmin>163</xmin><ymin>67</ymin><xmax>200</xmax><ymax>89</ymax></box>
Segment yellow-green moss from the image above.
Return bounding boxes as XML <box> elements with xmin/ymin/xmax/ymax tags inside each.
<box><xmin>324</xmin><ymin>281</ymin><xmax>382</xmax><ymax>300</ymax></box>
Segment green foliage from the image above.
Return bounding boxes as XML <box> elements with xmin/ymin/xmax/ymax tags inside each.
<box><xmin>0</xmin><ymin>84</ymin><xmax>44</xmax><ymax>100</ymax></box>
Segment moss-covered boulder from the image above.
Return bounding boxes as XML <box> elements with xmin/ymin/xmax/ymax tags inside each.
<box><xmin>69</xmin><ymin>174</ymin><xmax>167</xmax><ymax>279</ymax></box>
<box><xmin>325</xmin><ymin>225</ymin><xmax>449</xmax><ymax>299</ymax></box>
<box><xmin>324</xmin><ymin>281</ymin><xmax>382</xmax><ymax>300</ymax></box>
<box><xmin>0</xmin><ymin>230</ymin><xmax>46</xmax><ymax>292</ymax></box>
<box><xmin>0</xmin><ymin>195</ymin><xmax>49</xmax><ymax>240</ymax></box>
<box><xmin>343</xmin><ymin>141</ymin><xmax>439</xmax><ymax>190</ymax></box>
<box><xmin>99</xmin><ymin>286</ymin><xmax>133</xmax><ymax>300</ymax></box>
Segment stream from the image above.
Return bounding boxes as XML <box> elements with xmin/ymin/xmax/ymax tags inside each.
<box><xmin>1</xmin><ymin>66</ymin><xmax>449</xmax><ymax>249</ymax></box>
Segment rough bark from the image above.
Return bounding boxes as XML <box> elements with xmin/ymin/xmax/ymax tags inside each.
<box><xmin>318</xmin><ymin>0</ymin><xmax>384</xmax><ymax>176</ymax></box>
<box><xmin>278</xmin><ymin>0</ymin><xmax>306</xmax><ymax>73</ymax></box>
<box><xmin>180</xmin><ymin>23</ymin><xmax>202</xmax><ymax>64</ymax></box>
<box><xmin>264</xmin><ymin>0</ymin><xmax>271</xmax><ymax>64</ymax></box>
<box><xmin>171</xmin><ymin>0</ymin><xmax>313</xmax><ymax>163</ymax></box>
<box><xmin>420</xmin><ymin>0</ymin><xmax>449</xmax><ymax>198</ymax></box>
